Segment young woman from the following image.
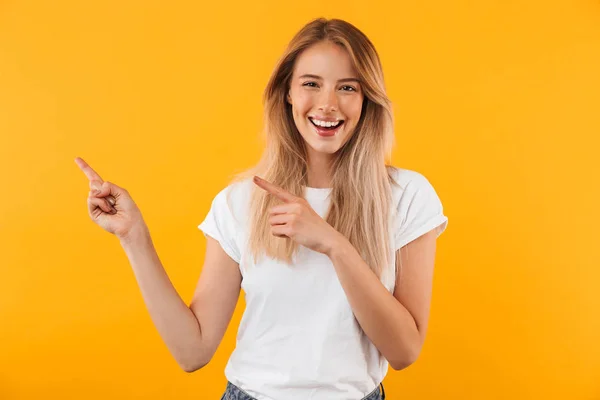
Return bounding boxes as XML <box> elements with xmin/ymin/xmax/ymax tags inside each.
<box><xmin>76</xmin><ymin>17</ymin><xmax>448</xmax><ymax>400</ymax></box>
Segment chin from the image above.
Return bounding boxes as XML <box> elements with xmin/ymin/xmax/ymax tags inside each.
<box><xmin>308</xmin><ymin>141</ymin><xmax>341</xmax><ymax>154</ymax></box>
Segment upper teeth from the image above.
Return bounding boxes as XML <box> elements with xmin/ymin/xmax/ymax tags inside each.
<box><xmin>311</xmin><ymin>118</ymin><xmax>341</xmax><ymax>127</ymax></box>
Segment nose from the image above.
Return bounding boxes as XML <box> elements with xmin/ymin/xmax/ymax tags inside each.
<box><xmin>318</xmin><ymin>87</ymin><xmax>338</xmax><ymax>113</ymax></box>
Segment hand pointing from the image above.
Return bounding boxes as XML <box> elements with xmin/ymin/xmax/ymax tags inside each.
<box><xmin>75</xmin><ymin>157</ymin><xmax>147</xmax><ymax>240</ymax></box>
<box><xmin>252</xmin><ymin>176</ymin><xmax>342</xmax><ymax>255</ymax></box>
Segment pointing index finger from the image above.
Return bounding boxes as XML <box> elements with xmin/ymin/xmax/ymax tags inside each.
<box><xmin>74</xmin><ymin>157</ymin><xmax>104</xmax><ymax>183</ymax></box>
<box><xmin>253</xmin><ymin>176</ymin><xmax>297</xmax><ymax>203</ymax></box>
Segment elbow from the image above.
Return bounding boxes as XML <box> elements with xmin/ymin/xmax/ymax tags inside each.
<box><xmin>182</xmin><ymin>365</ymin><xmax>196</xmax><ymax>373</ymax></box>
<box><xmin>389</xmin><ymin>358</ymin><xmax>415</xmax><ymax>371</ymax></box>
<box><xmin>179</xmin><ymin>354</ymin><xmax>211</xmax><ymax>373</ymax></box>
<box><xmin>181</xmin><ymin>362</ymin><xmax>198</xmax><ymax>373</ymax></box>
<box><xmin>389</xmin><ymin>348</ymin><xmax>421</xmax><ymax>371</ymax></box>
<box><xmin>180</xmin><ymin>359</ymin><xmax>208</xmax><ymax>373</ymax></box>
<box><xmin>390</xmin><ymin>331</ymin><xmax>425</xmax><ymax>370</ymax></box>
<box><xmin>182</xmin><ymin>365</ymin><xmax>199</xmax><ymax>373</ymax></box>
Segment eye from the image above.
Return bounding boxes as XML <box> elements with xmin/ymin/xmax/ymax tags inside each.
<box><xmin>302</xmin><ymin>81</ymin><xmax>318</xmax><ymax>88</ymax></box>
<box><xmin>341</xmin><ymin>85</ymin><xmax>357</xmax><ymax>92</ymax></box>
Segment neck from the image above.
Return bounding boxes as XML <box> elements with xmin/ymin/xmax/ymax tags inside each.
<box><xmin>306</xmin><ymin>152</ymin><xmax>333</xmax><ymax>188</ymax></box>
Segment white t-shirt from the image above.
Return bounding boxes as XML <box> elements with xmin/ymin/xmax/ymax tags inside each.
<box><xmin>198</xmin><ymin>167</ymin><xmax>448</xmax><ymax>400</ymax></box>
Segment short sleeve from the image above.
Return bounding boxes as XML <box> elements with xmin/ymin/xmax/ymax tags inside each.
<box><xmin>198</xmin><ymin>187</ymin><xmax>241</xmax><ymax>263</ymax></box>
<box><xmin>394</xmin><ymin>173</ymin><xmax>448</xmax><ymax>250</ymax></box>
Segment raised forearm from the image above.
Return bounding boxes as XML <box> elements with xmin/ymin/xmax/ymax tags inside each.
<box><xmin>326</xmin><ymin>235</ymin><xmax>421</xmax><ymax>370</ymax></box>
<box><xmin>119</xmin><ymin>225</ymin><xmax>206</xmax><ymax>372</ymax></box>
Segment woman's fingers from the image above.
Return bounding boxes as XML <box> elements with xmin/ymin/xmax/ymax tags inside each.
<box><xmin>91</xmin><ymin>189</ymin><xmax>117</xmax><ymax>207</ymax></box>
<box><xmin>76</xmin><ymin>158</ymin><xmax>122</xmax><ymax>217</ymax></box>
<box><xmin>75</xmin><ymin>157</ymin><xmax>104</xmax><ymax>183</ymax></box>
<box><xmin>88</xmin><ymin>179</ymin><xmax>117</xmax><ymax>206</ymax></box>
<box><xmin>75</xmin><ymin>158</ymin><xmax>119</xmax><ymax>207</ymax></box>
<box><xmin>98</xmin><ymin>182</ymin><xmax>117</xmax><ymax>206</ymax></box>
<box><xmin>88</xmin><ymin>191</ymin><xmax>117</xmax><ymax>214</ymax></box>
<box><xmin>75</xmin><ymin>158</ymin><xmax>114</xmax><ymax>201</ymax></box>
<box><xmin>89</xmin><ymin>179</ymin><xmax>103</xmax><ymax>193</ymax></box>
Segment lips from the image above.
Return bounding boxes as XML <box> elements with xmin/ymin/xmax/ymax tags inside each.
<box><xmin>308</xmin><ymin>118</ymin><xmax>344</xmax><ymax>137</ymax></box>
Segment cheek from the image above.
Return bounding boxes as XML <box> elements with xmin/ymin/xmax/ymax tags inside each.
<box><xmin>292</xmin><ymin>93</ymin><xmax>312</xmax><ymax>116</ymax></box>
<box><xmin>342</xmin><ymin>98</ymin><xmax>364</xmax><ymax>121</ymax></box>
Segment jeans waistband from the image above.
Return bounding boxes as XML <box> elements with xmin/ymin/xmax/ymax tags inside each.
<box><xmin>222</xmin><ymin>381</ymin><xmax>385</xmax><ymax>400</ymax></box>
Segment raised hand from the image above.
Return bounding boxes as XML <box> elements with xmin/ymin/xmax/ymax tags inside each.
<box><xmin>252</xmin><ymin>176</ymin><xmax>342</xmax><ymax>255</ymax></box>
<box><xmin>75</xmin><ymin>157</ymin><xmax>147</xmax><ymax>240</ymax></box>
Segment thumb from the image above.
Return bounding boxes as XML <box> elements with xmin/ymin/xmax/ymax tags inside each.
<box><xmin>91</xmin><ymin>180</ymin><xmax>121</xmax><ymax>199</ymax></box>
<box><xmin>98</xmin><ymin>181</ymin><xmax>121</xmax><ymax>207</ymax></box>
<box><xmin>100</xmin><ymin>181</ymin><xmax>123</xmax><ymax>198</ymax></box>
<box><xmin>90</xmin><ymin>180</ymin><xmax>103</xmax><ymax>195</ymax></box>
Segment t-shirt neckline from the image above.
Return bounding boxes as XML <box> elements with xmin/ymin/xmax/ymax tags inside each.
<box><xmin>303</xmin><ymin>186</ymin><xmax>332</xmax><ymax>199</ymax></box>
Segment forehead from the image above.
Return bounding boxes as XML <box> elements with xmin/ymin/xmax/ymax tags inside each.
<box><xmin>293</xmin><ymin>41</ymin><xmax>358</xmax><ymax>78</ymax></box>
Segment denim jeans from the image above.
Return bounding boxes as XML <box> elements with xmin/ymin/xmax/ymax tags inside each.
<box><xmin>220</xmin><ymin>381</ymin><xmax>385</xmax><ymax>400</ymax></box>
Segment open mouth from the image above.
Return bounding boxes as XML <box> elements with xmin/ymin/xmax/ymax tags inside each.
<box><xmin>308</xmin><ymin>117</ymin><xmax>345</xmax><ymax>136</ymax></box>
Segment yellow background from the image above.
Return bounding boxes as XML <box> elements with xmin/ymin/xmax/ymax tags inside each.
<box><xmin>1</xmin><ymin>0</ymin><xmax>599</xmax><ymax>399</ymax></box>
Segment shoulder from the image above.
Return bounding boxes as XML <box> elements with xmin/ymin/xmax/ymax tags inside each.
<box><xmin>211</xmin><ymin>177</ymin><xmax>255</xmax><ymax>221</ymax></box>
<box><xmin>388</xmin><ymin>166</ymin><xmax>449</xmax><ymax>247</ymax></box>
<box><xmin>388</xmin><ymin>165</ymin><xmax>434</xmax><ymax>195</ymax></box>
<box><xmin>388</xmin><ymin>166</ymin><xmax>446</xmax><ymax>218</ymax></box>
<box><xmin>220</xmin><ymin>177</ymin><xmax>254</xmax><ymax>200</ymax></box>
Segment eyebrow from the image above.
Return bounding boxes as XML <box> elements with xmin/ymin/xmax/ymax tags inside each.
<box><xmin>298</xmin><ymin>74</ymin><xmax>361</xmax><ymax>84</ymax></box>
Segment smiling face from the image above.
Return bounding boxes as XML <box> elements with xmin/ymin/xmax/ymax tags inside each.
<box><xmin>287</xmin><ymin>41</ymin><xmax>364</xmax><ymax>167</ymax></box>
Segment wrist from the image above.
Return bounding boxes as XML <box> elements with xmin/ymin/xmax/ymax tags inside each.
<box><xmin>119</xmin><ymin>224</ymin><xmax>150</xmax><ymax>246</ymax></box>
<box><xmin>324</xmin><ymin>232</ymin><xmax>350</xmax><ymax>258</ymax></box>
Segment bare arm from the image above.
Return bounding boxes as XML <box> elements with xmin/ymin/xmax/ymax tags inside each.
<box><xmin>325</xmin><ymin>227</ymin><xmax>439</xmax><ymax>370</ymax></box>
<box><xmin>75</xmin><ymin>156</ymin><xmax>240</xmax><ymax>372</ymax></box>
<box><xmin>120</xmin><ymin>225</ymin><xmax>241</xmax><ymax>372</ymax></box>
<box><xmin>188</xmin><ymin>235</ymin><xmax>242</xmax><ymax>370</ymax></box>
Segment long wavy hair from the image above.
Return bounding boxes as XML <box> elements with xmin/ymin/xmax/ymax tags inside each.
<box><xmin>226</xmin><ymin>18</ymin><xmax>402</xmax><ymax>280</ymax></box>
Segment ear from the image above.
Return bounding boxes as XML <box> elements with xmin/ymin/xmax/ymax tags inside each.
<box><xmin>286</xmin><ymin>91</ymin><xmax>292</xmax><ymax>104</ymax></box>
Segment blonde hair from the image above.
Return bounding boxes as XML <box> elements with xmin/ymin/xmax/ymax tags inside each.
<box><xmin>227</xmin><ymin>18</ymin><xmax>402</xmax><ymax>280</ymax></box>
